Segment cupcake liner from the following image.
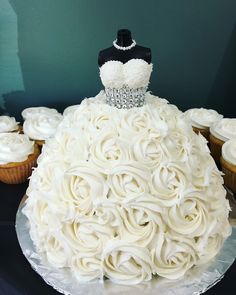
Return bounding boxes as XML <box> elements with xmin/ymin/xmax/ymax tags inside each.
<box><xmin>35</xmin><ymin>139</ymin><xmax>45</xmax><ymax>147</ymax></box>
<box><xmin>0</xmin><ymin>146</ymin><xmax>40</xmax><ymax>184</ymax></box>
<box><xmin>221</xmin><ymin>157</ymin><xmax>236</xmax><ymax>194</ymax></box>
<box><xmin>35</xmin><ymin>140</ymin><xmax>45</xmax><ymax>153</ymax></box>
<box><xmin>209</xmin><ymin>133</ymin><xmax>225</xmax><ymax>167</ymax></box>
<box><xmin>17</xmin><ymin>125</ymin><xmax>23</xmax><ymax>134</ymax></box>
<box><xmin>192</xmin><ymin>126</ymin><xmax>210</xmax><ymax>141</ymax></box>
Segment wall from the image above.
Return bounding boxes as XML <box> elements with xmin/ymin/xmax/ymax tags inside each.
<box><xmin>0</xmin><ymin>0</ymin><xmax>235</xmax><ymax>120</ymax></box>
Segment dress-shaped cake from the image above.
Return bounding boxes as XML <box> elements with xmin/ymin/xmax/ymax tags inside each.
<box><xmin>23</xmin><ymin>47</ymin><xmax>231</xmax><ymax>285</ymax></box>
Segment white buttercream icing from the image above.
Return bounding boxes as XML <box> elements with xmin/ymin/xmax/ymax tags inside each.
<box><xmin>185</xmin><ymin>108</ymin><xmax>223</xmax><ymax>129</ymax></box>
<box><xmin>22</xmin><ymin>106</ymin><xmax>60</xmax><ymax>120</ymax></box>
<box><xmin>23</xmin><ymin>113</ymin><xmax>63</xmax><ymax>140</ymax></box>
<box><xmin>0</xmin><ymin>133</ymin><xmax>34</xmax><ymax>164</ymax></box>
<box><xmin>102</xmin><ymin>241</ymin><xmax>153</xmax><ymax>284</ymax></box>
<box><xmin>222</xmin><ymin>139</ymin><xmax>236</xmax><ymax>166</ymax></box>
<box><xmin>210</xmin><ymin>118</ymin><xmax>236</xmax><ymax>142</ymax></box>
<box><xmin>63</xmin><ymin>105</ymin><xmax>80</xmax><ymax>117</ymax></box>
<box><xmin>22</xmin><ymin>62</ymin><xmax>231</xmax><ymax>285</ymax></box>
<box><xmin>100</xmin><ymin>59</ymin><xmax>153</xmax><ymax>89</ymax></box>
<box><xmin>0</xmin><ymin>116</ymin><xmax>19</xmax><ymax>133</ymax></box>
<box><xmin>152</xmin><ymin>232</ymin><xmax>196</xmax><ymax>280</ymax></box>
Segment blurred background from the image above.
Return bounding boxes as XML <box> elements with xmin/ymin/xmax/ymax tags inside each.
<box><xmin>0</xmin><ymin>0</ymin><xmax>235</xmax><ymax>120</ymax></box>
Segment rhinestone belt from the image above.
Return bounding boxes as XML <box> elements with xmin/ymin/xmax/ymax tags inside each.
<box><xmin>105</xmin><ymin>85</ymin><xmax>148</xmax><ymax>109</ymax></box>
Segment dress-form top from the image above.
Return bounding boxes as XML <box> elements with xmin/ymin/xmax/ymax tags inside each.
<box><xmin>99</xmin><ymin>59</ymin><xmax>153</xmax><ymax>109</ymax></box>
<box><xmin>98</xmin><ymin>30</ymin><xmax>153</xmax><ymax>109</ymax></box>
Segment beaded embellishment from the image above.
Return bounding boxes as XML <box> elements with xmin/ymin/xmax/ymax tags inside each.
<box><xmin>105</xmin><ymin>85</ymin><xmax>147</xmax><ymax>109</ymax></box>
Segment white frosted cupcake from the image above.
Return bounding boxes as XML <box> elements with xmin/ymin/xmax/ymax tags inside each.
<box><xmin>210</xmin><ymin>118</ymin><xmax>236</xmax><ymax>166</ymax></box>
<box><xmin>23</xmin><ymin>113</ymin><xmax>63</xmax><ymax>146</ymax></box>
<box><xmin>184</xmin><ymin>108</ymin><xmax>223</xmax><ymax>140</ymax></box>
<box><xmin>221</xmin><ymin>139</ymin><xmax>236</xmax><ymax>193</ymax></box>
<box><xmin>63</xmin><ymin>105</ymin><xmax>80</xmax><ymax>117</ymax></box>
<box><xmin>0</xmin><ymin>133</ymin><xmax>40</xmax><ymax>184</ymax></box>
<box><xmin>22</xmin><ymin>107</ymin><xmax>59</xmax><ymax>120</ymax></box>
<box><xmin>0</xmin><ymin>116</ymin><xmax>20</xmax><ymax>133</ymax></box>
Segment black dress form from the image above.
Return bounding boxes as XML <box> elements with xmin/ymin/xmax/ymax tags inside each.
<box><xmin>98</xmin><ymin>29</ymin><xmax>152</xmax><ymax>67</ymax></box>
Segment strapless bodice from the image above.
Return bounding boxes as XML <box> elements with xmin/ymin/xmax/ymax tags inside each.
<box><xmin>100</xmin><ymin>59</ymin><xmax>153</xmax><ymax>88</ymax></box>
<box><xmin>99</xmin><ymin>59</ymin><xmax>153</xmax><ymax>109</ymax></box>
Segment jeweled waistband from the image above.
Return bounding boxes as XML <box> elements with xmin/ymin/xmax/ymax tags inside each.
<box><xmin>105</xmin><ymin>85</ymin><xmax>148</xmax><ymax>109</ymax></box>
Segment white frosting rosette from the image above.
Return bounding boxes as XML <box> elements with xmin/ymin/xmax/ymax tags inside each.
<box><xmin>90</xmin><ymin>130</ymin><xmax>130</xmax><ymax>172</ymax></box>
<box><xmin>63</xmin><ymin>220</ymin><xmax>114</xmax><ymax>281</ymax></box>
<box><xmin>0</xmin><ymin>133</ymin><xmax>34</xmax><ymax>164</ymax></box>
<box><xmin>102</xmin><ymin>241</ymin><xmax>153</xmax><ymax>284</ymax></box>
<box><xmin>107</xmin><ymin>163</ymin><xmax>151</xmax><ymax>202</ymax></box>
<box><xmin>22</xmin><ymin>209</ymin><xmax>65</xmax><ymax>266</ymax></box>
<box><xmin>58</xmin><ymin>163</ymin><xmax>109</xmax><ymax>220</ymax></box>
<box><xmin>222</xmin><ymin>139</ymin><xmax>236</xmax><ymax>165</ymax></box>
<box><xmin>22</xmin><ymin>106</ymin><xmax>59</xmax><ymax>120</ymax></box>
<box><xmin>166</xmin><ymin>193</ymin><xmax>215</xmax><ymax>238</ymax></box>
<box><xmin>195</xmin><ymin>228</ymin><xmax>231</xmax><ymax>265</ymax></box>
<box><xmin>150</xmin><ymin>162</ymin><xmax>188</xmax><ymax>206</ymax></box>
<box><xmin>117</xmin><ymin>207</ymin><xmax>164</xmax><ymax>247</ymax></box>
<box><xmin>53</xmin><ymin>128</ymin><xmax>90</xmax><ymax>164</ymax></box>
<box><xmin>118</xmin><ymin>108</ymin><xmax>153</xmax><ymax>139</ymax></box>
<box><xmin>131</xmin><ymin>129</ymin><xmax>169</xmax><ymax>168</ymax></box>
<box><xmin>185</xmin><ymin>108</ymin><xmax>223</xmax><ymax>129</ymax></box>
<box><xmin>162</xmin><ymin>131</ymin><xmax>192</xmax><ymax>162</ymax></box>
<box><xmin>156</xmin><ymin>104</ymin><xmax>181</xmax><ymax>130</ymax></box>
<box><xmin>204</xmin><ymin>177</ymin><xmax>230</xmax><ymax>225</ymax></box>
<box><xmin>44</xmin><ymin>233</ymin><xmax>72</xmax><ymax>268</ymax></box>
<box><xmin>145</xmin><ymin>92</ymin><xmax>169</xmax><ymax>107</ymax></box>
<box><xmin>152</xmin><ymin>232</ymin><xmax>197</xmax><ymax>280</ymax></box>
<box><xmin>0</xmin><ymin>116</ymin><xmax>19</xmax><ymax>133</ymax></box>
<box><xmin>28</xmin><ymin>157</ymin><xmax>67</xmax><ymax>196</ymax></box>
<box><xmin>87</xmin><ymin>106</ymin><xmax>118</xmax><ymax>136</ymax></box>
<box><xmin>23</xmin><ymin>113</ymin><xmax>63</xmax><ymax>140</ymax></box>
<box><xmin>210</xmin><ymin>118</ymin><xmax>236</xmax><ymax>142</ymax></box>
<box><xmin>63</xmin><ymin>105</ymin><xmax>80</xmax><ymax>117</ymax></box>
<box><xmin>23</xmin><ymin>197</ymin><xmax>63</xmax><ymax>252</ymax></box>
<box><xmin>187</xmin><ymin>153</ymin><xmax>216</xmax><ymax>187</ymax></box>
<box><xmin>68</xmin><ymin>103</ymin><xmax>118</xmax><ymax>140</ymax></box>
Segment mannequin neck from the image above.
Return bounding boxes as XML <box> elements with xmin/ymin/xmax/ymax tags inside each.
<box><xmin>116</xmin><ymin>29</ymin><xmax>133</xmax><ymax>47</ymax></box>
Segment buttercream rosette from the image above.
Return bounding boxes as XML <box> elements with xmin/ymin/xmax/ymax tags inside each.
<box><xmin>22</xmin><ymin>106</ymin><xmax>60</xmax><ymax>120</ymax></box>
<box><xmin>0</xmin><ymin>115</ymin><xmax>20</xmax><ymax>133</ymax></box>
<box><xmin>23</xmin><ymin>113</ymin><xmax>63</xmax><ymax>144</ymax></box>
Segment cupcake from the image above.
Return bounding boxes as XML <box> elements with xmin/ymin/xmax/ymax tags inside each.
<box><xmin>63</xmin><ymin>105</ymin><xmax>80</xmax><ymax>117</ymax></box>
<box><xmin>23</xmin><ymin>113</ymin><xmax>63</xmax><ymax>146</ymax></box>
<box><xmin>184</xmin><ymin>108</ymin><xmax>223</xmax><ymax>140</ymax></box>
<box><xmin>210</xmin><ymin>118</ymin><xmax>236</xmax><ymax>166</ymax></box>
<box><xmin>0</xmin><ymin>115</ymin><xmax>21</xmax><ymax>133</ymax></box>
<box><xmin>22</xmin><ymin>106</ymin><xmax>59</xmax><ymax>120</ymax></box>
<box><xmin>0</xmin><ymin>133</ymin><xmax>40</xmax><ymax>184</ymax></box>
<box><xmin>221</xmin><ymin>139</ymin><xmax>236</xmax><ymax>193</ymax></box>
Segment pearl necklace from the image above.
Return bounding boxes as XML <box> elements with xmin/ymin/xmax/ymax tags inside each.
<box><xmin>113</xmin><ymin>39</ymin><xmax>136</xmax><ymax>51</ymax></box>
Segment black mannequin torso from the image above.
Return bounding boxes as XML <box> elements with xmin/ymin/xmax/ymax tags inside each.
<box><xmin>98</xmin><ymin>29</ymin><xmax>152</xmax><ymax>67</ymax></box>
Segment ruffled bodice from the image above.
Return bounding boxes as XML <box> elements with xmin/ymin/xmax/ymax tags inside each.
<box><xmin>100</xmin><ymin>59</ymin><xmax>153</xmax><ymax>109</ymax></box>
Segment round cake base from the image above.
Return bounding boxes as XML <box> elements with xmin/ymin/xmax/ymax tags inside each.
<box><xmin>16</xmin><ymin>196</ymin><xmax>236</xmax><ymax>295</ymax></box>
